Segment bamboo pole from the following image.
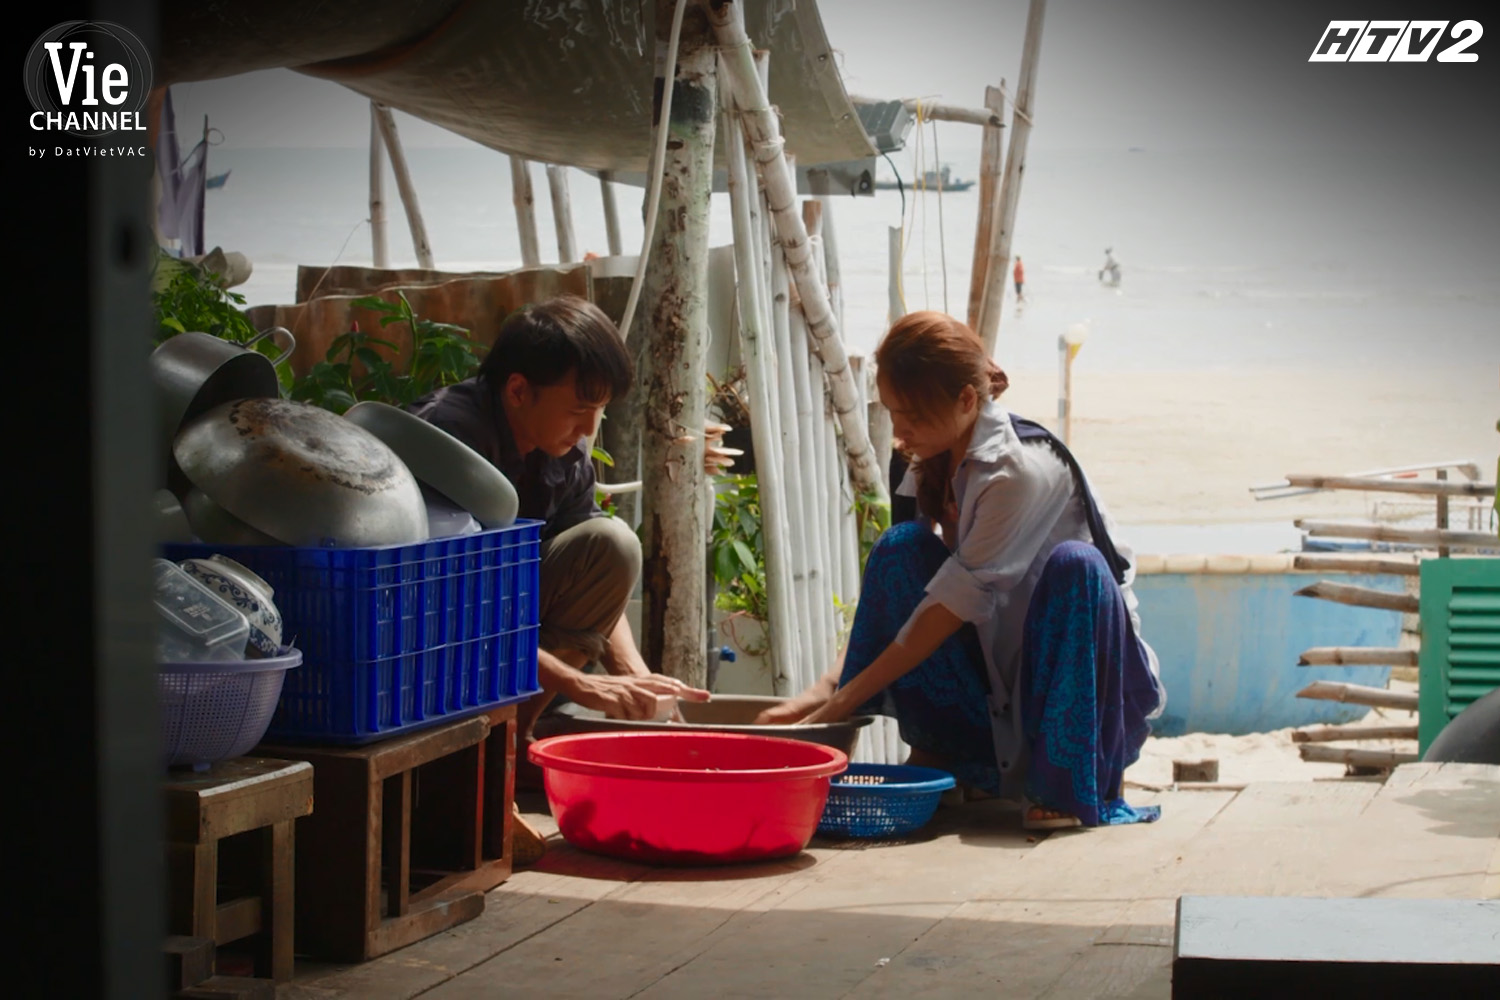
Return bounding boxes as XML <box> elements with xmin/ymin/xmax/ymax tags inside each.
<box><xmin>368</xmin><ymin>103</ymin><xmax>389</xmax><ymax>268</ymax></box>
<box><xmin>371</xmin><ymin>103</ymin><xmax>433</xmax><ymax>268</ymax></box>
<box><xmin>845</xmin><ymin>94</ymin><xmax>1004</xmax><ymax>128</ymax></box>
<box><xmin>1293</xmin><ymin>554</ymin><xmax>1422</xmax><ymax>577</ymax></box>
<box><xmin>509</xmin><ymin>156</ymin><xmax>541</xmax><ymax>268</ymax></box>
<box><xmin>705</xmin><ymin>0</ymin><xmax>884</xmax><ymax>500</ymax></box>
<box><xmin>1295</xmin><ymin>519</ymin><xmax>1497</xmax><ymax>550</ymax></box>
<box><xmin>1296</xmin><ymin>681</ymin><xmax>1419</xmax><ymax>712</ymax></box>
<box><xmin>1294</xmin><ymin>581</ymin><xmax>1420</xmax><ymax>615</ymax></box>
<box><xmin>770</xmin><ymin>200</ymin><xmax>818</xmax><ymax>691</ymax></box>
<box><xmin>1291</xmin><ymin>723</ymin><xmax>1419</xmax><ymax>743</ymax></box>
<box><xmin>1298</xmin><ymin>745</ymin><xmax>1418</xmax><ymax>768</ymax></box>
<box><xmin>1299</xmin><ymin>647</ymin><xmax>1419</xmax><ymax>667</ymax></box>
<box><xmin>722</xmin><ymin>56</ymin><xmax>798</xmax><ymax>696</ymax></box>
<box><xmin>638</xmin><ymin>17</ymin><xmax>716</xmax><ymax>687</ymax></box>
<box><xmin>975</xmin><ymin>0</ymin><xmax>1046</xmax><ymax>355</ymax></box>
<box><xmin>1284</xmin><ymin>474</ymin><xmax>1496</xmax><ymax>497</ymax></box>
<box><xmin>788</xmin><ymin>271</ymin><xmax>833</xmax><ymax>669</ymax></box>
<box><xmin>597</xmin><ymin>169</ymin><xmax>623</xmax><ymax>256</ymax></box>
<box><xmin>966</xmin><ymin>84</ymin><xmax>1005</xmax><ymax>331</ymax></box>
<box><xmin>816</xmin><ymin>195</ymin><xmax>845</xmax><ymax>333</ymax></box>
<box><xmin>545</xmin><ymin>164</ymin><xmax>578</xmax><ymax>263</ymax></box>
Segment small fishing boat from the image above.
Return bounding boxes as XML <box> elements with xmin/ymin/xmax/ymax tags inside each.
<box><xmin>206</xmin><ymin>170</ymin><xmax>231</xmax><ymax>190</ymax></box>
<box><xmin>874</xmin><ymin>164</ymin><xmax>974</xmax><ymax>192</ymax></box>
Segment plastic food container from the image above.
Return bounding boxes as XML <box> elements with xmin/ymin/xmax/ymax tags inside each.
<box><xmin>529</xmin><ymin>731</ymin><xmax>848</xmax><ymax>865</ymax></box>
<box><xmin>153</xmin><ymin>558</ymin><xmax>250</xmax><ymax>662</ymax></box>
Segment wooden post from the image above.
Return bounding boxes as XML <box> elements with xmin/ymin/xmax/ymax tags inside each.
<box><xmin>545</xmin><ymin>165</ymin><xmax>578</xmax><ymax>263</ymax></box>
<box><xmin>368</xmin><ymin>103</ymin><xmax>389</xmax><ymax>269</ymax></box>
<box><xmin>975</xmin><ymin>0</ymin><xmax>1046</xmax><ymax>355</ymax></box>
<box><xmin>370</xmin><ymin>104</ymin><xmax>433</xmax><ymax>269</ymax></box>
<box><xmin>1292</xmin><ymin>554</ymin><xmax>1421</xmax><ymax>577</ymax></box>
<box><xmin>598</xmin><ymin>170</ymin><xmax>623</xmax><ymax>256</ymax></box>
<box><xmin>1436</xmin><ymin>468</ymin><xmax>1451</xmax><ymax>557</ymax></box>
<box><xmin>509</xmin><ymin>156</ymin><xmax>541</xmax><ymax>268</ymax></box>
<box><xmin>1295</xmin><ymin>581</ymin><xmax>1419</xmax><ymax>614</ymax></box>
<box><xmin>723</xmin><ymin>53</ymin><xmax>799</xmax><ymax>695</ymax></box>
<box><xmin>638</xmin><ymin>4</ymin><xmax>716</xmax><ymax>687</ymax></box>
<box><xmin>967</xmin><ymin>84</ymin><xmax>1005</xmax><ymax>330</ymax></box>
<box><xmin>706</xmin><ymin>0</ymin><xmax>885</xmax><ymax>500</ymax></box>
<box><xmin>788</xmin><ymin>266</ymin><xmax>833</xmax><ymax>669</ymax></box>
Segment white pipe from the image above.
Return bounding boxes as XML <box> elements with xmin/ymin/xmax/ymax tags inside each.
<box><xmin>598</xmin><ymin>169</ymin><xmax>623</xmax><ymax>257</ymax></box>
<box><xmin>788</xmin><ymin>281</ymin><xmax>831</xmax><ymax>678</ymax></box>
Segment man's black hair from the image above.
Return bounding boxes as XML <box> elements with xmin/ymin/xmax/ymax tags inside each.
<box><xmin>478</xmin><ymin>295</ymin><xmax>632</xmax><ymax>403</ymax></box>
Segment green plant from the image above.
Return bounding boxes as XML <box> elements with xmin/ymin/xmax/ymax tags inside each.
<box><xmin>151</xmin><ymin>248</ymin><xmax>293</xmax><ymax>390</ymax></box>
<box><xmin>710</xmin><ymin>474</ymin><xmax>768</xmax><ymax>622</ymax></box>
<box><xmin>289</xmin><ymin>291</ymin><xmax>480</xmax><ymax>414</ymax></box>
<box><xmin>853</xmin><ymin>487</ymin><xmax>891</xmax><ymax>575</ymax></box>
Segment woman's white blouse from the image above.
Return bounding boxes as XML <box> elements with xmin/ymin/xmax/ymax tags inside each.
<box><xmin>893</xmin><ymin>401</ymin><xmax>1165</xmax><ymax>795</ymax></box>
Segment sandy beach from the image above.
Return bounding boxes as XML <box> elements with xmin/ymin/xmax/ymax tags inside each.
<box><xmin>997</xmin><ymin>364</ymin><xmax>1498</xmax><ymax>530</ymax></box>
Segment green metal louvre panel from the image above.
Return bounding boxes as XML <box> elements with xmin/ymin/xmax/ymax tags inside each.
<box><xmin>1418</xmin><ymin>558</ymin><xmax>1500</xmax><ymax>754</ymax></box>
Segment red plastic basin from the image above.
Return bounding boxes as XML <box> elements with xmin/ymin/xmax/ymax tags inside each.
<box><xmin>528</xmin><ymin>731</ymin><xmax>848</xmax><ymax>865</ymax></box>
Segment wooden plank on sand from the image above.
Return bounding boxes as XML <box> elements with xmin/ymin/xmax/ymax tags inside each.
<box><xmin>1296</xmin><ymin>745</ymin><xmax>1418</xmax><ymax>768</ymax></box>
<box><xmin>1291</xmin><ymin>723</ymin><xmax>1418</xmax><ymax>743</ymax></box>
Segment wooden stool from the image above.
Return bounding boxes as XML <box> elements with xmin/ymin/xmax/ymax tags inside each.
<box><xmin>480</xmin><ymin>703</ymin><xmax>519</xmax><ymax>865</ymax></box>
<box><xmin>261</xmin><ymin>712</ymin><xmax>514</xmax><ymax>962</ymax></box>
<box><xmin>163</xmin><ymin>758</ymin><xmax>314</xmax><ymax>983</ymax></box>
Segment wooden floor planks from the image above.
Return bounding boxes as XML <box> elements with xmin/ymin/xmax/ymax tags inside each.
<box><xmin>282</xmin><ymin>765</ymin><xmax>1500</xmax><ymax>999</ymax></box>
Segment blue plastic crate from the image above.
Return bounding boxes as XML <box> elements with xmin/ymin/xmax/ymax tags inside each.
<box><xmin>164</xmin><ymin>519</ymin><xmax>542</xmax><ymax>744</ymax></box>
<box><xmin>816</xmin><ymin>763</ymin><xmax>956</xmax><ymax>838</ymax></box>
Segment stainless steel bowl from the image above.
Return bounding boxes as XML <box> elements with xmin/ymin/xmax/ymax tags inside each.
<box><xmin>533</xmin><ymin>694</ymin><xmax>875</xmax><ymax>758</ymax></box>
<box><xmin>174</xmin><ymin>397</ymin><xmax>428</xmax><ymax>547</ymax></box>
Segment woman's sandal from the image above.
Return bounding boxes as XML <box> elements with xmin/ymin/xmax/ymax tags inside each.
<box><xmin>1022</xmin><ymin>800</ymin><xmax>1083</xmax><ymax>831</ymax></box>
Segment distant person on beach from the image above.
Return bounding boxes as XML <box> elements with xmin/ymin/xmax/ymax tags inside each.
<box><xmin>1099</xmin><ymin>247</ymin><xmax>1120</xmax><ymax>286</ymax></box>
<box><xmin>1013</xmin><ymin>256</ymin><xmax>1025</xmax><ymax>300</ymax></box>
<box><xmin>758</xmin><ymin>311</ymin><xmax>1165</xmax><ymax>830</ymax></box>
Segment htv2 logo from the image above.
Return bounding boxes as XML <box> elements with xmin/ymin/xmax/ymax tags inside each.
<box><xmin>1310</xmin><ymin>20</ymin><xmax>1482</xmax><ymax>62</ymax></box>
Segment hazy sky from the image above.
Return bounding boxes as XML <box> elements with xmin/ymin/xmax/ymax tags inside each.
<box><xmin>172</xmin><ymin>1</ymin><xmax>1498</xmax><ymax>162</ymax></box>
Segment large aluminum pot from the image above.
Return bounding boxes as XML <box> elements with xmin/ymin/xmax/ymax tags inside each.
<box><xmin>150</xmin><ymin>329</ymin><xmax>295</xmax><ymax>495</ymax></box>
<box><xmin>174</xmin><ymin>398</ymin><xmax>428</xmax><ymax>547</ymax></box>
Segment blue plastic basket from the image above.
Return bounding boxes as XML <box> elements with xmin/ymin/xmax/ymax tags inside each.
<box><xmin>163</xmin><ymin>519</ymin><xmax>542</xmax><ymax>744</ymax></box>
<box><xmin>816</xmin><ymin>762</ymin><xmax>957</xmax><ymax>838</ymax></box>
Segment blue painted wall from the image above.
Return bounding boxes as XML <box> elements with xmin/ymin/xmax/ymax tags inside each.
<box><xmin>1133</xmin><ymin>573</ymin><xmax>1406</xmax><ymax>736</ymax></box>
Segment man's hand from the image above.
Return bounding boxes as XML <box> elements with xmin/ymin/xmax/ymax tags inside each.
<box><xmin>570</xmin><ymin>672</ymin><xmax>710</xmax><ymax>721</ymax></box>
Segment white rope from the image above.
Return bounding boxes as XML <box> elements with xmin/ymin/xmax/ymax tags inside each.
<box><xmin>617</xmin><ymin>0</ymin><xmax>691</xmax><ymax>344</ymax></box>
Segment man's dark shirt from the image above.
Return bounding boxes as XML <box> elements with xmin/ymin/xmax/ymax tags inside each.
<box><xmin>407</xmin><ymin>377</ymin><xmax>602</xmax><ymax>540</ymax></box>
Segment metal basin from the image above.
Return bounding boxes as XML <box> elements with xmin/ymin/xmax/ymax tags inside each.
<box><xmin>534</xmin><ymin>694</ymin><xmax>875</xmax><ymax>758</ymax></box>
<box><xmin>150</xmin><ymin>329</ymin><xmax>293</xmax><ymax>496</ymax></box>
<box><xmin>173</xmin><ymin>397</ymin><xmax>428</xmax><ymax>547</ymax></box>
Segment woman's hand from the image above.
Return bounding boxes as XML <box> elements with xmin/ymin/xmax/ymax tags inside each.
<box><xmin>753</xmin><ymin>668</ymin><xmax>841</xmax><ymax>725</ymax></box>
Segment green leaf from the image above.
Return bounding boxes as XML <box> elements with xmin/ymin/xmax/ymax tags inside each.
<box><xmin>732</xmin><ymin>539</ymin><xmax>756</xmax><ymax>574</ymax></box>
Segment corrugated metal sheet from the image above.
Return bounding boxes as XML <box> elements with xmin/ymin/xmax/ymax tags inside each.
<box><xmin>159</xmin><ymin>0</ymin><xmax>877</xmax><ymax>171</ymax></box>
